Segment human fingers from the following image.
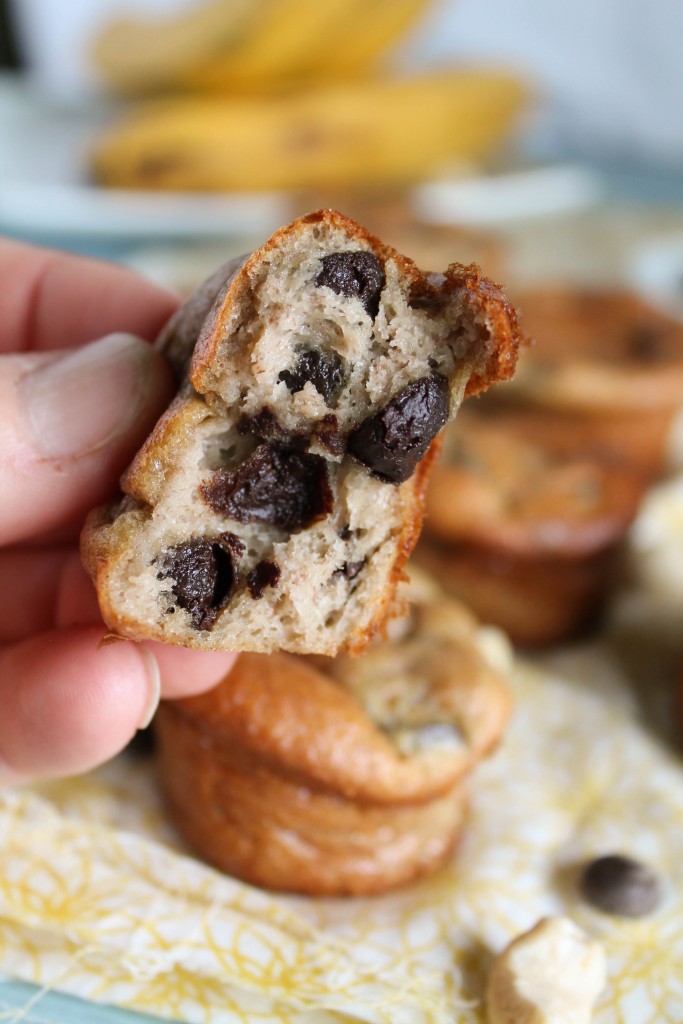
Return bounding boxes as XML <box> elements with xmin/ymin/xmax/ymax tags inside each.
<box><xmin>0</xmin><ymin>627</ymin><xmax>237</xmax><ymax>784</ymax></box>
<box><xmin>0</xmin><ymin>627</ymin><xmax>160</xmax><ymax>783</ymax></box>
<box><xmin>0</xmin><ymin>548</ymin><xmax>236</xmax><ymax>696</ymax></box>
<box><xmin>0</xmin><ymin>239</ymin><xmax>178</xmax><ymax>353</ymax></box>
<box><xmin>0</xmin><ymin>334</ymin><xmax>174</xmax><ymax>545</ymax></box>
<box><xmin>142</xmin><ymin>643</ymin><xmax>238</xmax><ymax>699</ymax></box>
<box><xmin>0</xmin><ymin>547</ymin><xmax>101</xmax><ymax>643</ymax></box>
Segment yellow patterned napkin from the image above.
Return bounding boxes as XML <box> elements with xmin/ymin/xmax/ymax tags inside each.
<box><xmin>1</xmin><ymin>481</ymin><xmax>682</xmax><ymax>1024</ymax></box>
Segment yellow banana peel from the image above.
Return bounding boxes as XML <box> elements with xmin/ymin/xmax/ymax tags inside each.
<box><xmin>301</xmin><ymin>0</ymin><xmax>434</xmax><ymax>78</ymax></box>
<box><xmin>93</xmin><ymin>72</ymin><xmax>527</xmax><ymax>192</ymax></box>
<box><xmin>92</xmin><ymin>0</ymin><xmax>434</xmax><ymax>96</ymax></box>
<box><xmin>91</xmin><ymin>0</ymin><xmax>262</xmax><ymax>95</ymax></box>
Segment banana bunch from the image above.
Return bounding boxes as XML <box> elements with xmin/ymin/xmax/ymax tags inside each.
<box><xmin>92</xmin><ymin>0</ymin><xmax>432</xmax><ymax>95</ymax></box>
<box><xmin>93</xmin><ymin>72</ymin><xmax>525</xmax><ymax>192</ymax></box>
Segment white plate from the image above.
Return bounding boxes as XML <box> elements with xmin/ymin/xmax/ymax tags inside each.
<box><xmin>0</xmin><ymin>74</ymin><xmax>288</xmax><ymax>240</ymax></box>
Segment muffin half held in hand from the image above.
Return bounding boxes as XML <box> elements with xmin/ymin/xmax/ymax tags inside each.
<box><xmin>153</xmin><ymin>569</ymin><xmax>513</xmax><ymax>896</ymax></box>
<box><xmin>82</xmin><ymin>210</ymin><xmax>521</xmax><ymax>655</ymax></box>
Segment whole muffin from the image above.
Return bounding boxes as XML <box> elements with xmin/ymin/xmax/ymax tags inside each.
<box><xmin>154</xmin><ymin>571</ymin><xmax>512</xmax><ymax>896</ymax></box>
<box><xmin>497</xmin><ymin>286</ymin><xmax>683</xmax><ymax>477</ymax></box>
<box><xmin>418</xmin><ymin>408</ymin><xmax>646</xmax><ymax>646</ymax></box>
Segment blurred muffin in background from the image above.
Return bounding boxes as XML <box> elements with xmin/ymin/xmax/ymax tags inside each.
<box><xmin>494</xmin><ymin>287</ymin><xmax>683</xmax><ymax>480</ymax></box>
<box><xmin>417</xmin><ymin>407</ymin><xmax>647</xmax><ymax>647</ymax></box>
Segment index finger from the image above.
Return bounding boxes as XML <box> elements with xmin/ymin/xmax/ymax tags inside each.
<box><xmin>0</xmin><ymin>238</ymin><xmax>179</xmax><ymax>353</ymax></box>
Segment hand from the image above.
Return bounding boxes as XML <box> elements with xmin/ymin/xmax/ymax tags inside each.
<box><xmin>0</xmin><ymin>240</ymin><xmax>236</xmax><ymax>784</ymax></box>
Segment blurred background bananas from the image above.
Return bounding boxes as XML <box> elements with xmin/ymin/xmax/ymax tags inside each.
<box><xmin>92</xmin><ymin>0</ymin><xmax>433</xmax><ymax>95</ymax></box>
<box><xmin>93</xmin><ymin>72</ymin><xmax>524</xmax><ymax>192</ymax></box>
<box><xmin>88</xmin><ymin>0</ymin><xmax>526</xmax><ymax>193</ymax></box>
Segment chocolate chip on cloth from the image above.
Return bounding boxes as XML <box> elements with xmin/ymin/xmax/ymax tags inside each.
<box><xmin>81</xmin><ymin>210</ymin><xmax>522</xmax><ymax>654</ymax></box>
<box><xmin>580</xmin><ymin>854</ymin><xmax>662</xmax><ymax>918</ymax></box>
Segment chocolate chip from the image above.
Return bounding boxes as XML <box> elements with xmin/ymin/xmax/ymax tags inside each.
<box><xmin>580</xmin><ymin>854</ymin><xmax>662</xmax><ymax>918</ymax></box>
<box><xmin>238</xmin><ymin>408</ymin><xmax>281</xmax><ymax>437</ymax></box>
<box><xmin>157</xmin><ymin>533</ymin><xmax>244</xmax><ymax>631</ymax></box>
<box><xmin>279</xmin><ymin>349</ymin><xmax>345</xmax><ymax>404</ymax></box>
<box><xmin>201</xmin><ymin>443</ymin><xmax>333</xmax><ymax>531</ymax></box>
<box><xmin>347</xmin><ymin>372</ymin><xmax>449</xmax><ymax>484</ymax></box>
<box><xmin>237</xmin><ymin>409</ymin><xmax>281</xmax><ymax>440</ymax></box>
<box><xmin>315</xmin><ymin>251</ymin><xmax>385</xmax><ymax>318</ymax></box>
<box><xmin>247</xmin><ymin>560</ymin><xmax>281</xmax><ymax>599</ymax></box>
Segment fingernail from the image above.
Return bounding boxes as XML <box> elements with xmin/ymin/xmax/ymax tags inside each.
<box><xmin>136</xmin><ymin>645</ymin><xmax>161</xmax><ymax>729</ymax></box>
<box><xmin>20</xmin><ymin>333</ymin><xmax>157</xmax><ymax>459</ymax></box>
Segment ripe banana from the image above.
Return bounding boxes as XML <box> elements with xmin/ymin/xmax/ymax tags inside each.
<box><xmin>191</xmin><ymin>0</ymin><xmax>373</xmax><ymax>91</ymax></box>
<box><xmin>300</xmin><ymin>0</ymin><xmax>433</xmax><ymax>78</ymax></box>
<box><xmin>91</xmin><ymin>0</ymin><xmax>262</xmax><ymax>96</ymax></box>
<box><xmin>93</xmin><ymin>72</ymin><xmax>526</xmax><ymax>192</ymax></box>
<box><xmin>91</xmin><ymin>0</ymin><xmax>434</xmax><ymax>96</ymax></box>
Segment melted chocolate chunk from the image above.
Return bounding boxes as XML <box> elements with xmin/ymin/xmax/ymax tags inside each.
<box><xmin>580</xmin><ymin>854</ymin><xmax>662</xmax><ymax>918</ymax></box>
<box><xmin>347</xmin><ymin>372</ymin><xmax>449</xmax><ymax>483</ymax></box>
<box><xmin>238</xmin><ymin>408</ymin><xmax>281</xmax><ymax>437</ymax></box>
<box><xmin>247</xmin><ymin>560</ymin><xmax>281</xmax><ymax>599</ymax></box>
<box><xmin>157</xmin><ymin>533</ymin><xmax>244</xmax><ymax>631</ymax></box>
<box><xmin>279</xmin><ymin>349</ymin><xmax>345</xmax><ymax>403</ymax></box>
<box><xmin>315</xmin><ymin>251</ymin><xmax>385</xmax><ymax>319</ymax></box>
<box><xmin>202</xmin><ymin>444</ymin><xmax>332</xmax><ymax>531</ymax></box>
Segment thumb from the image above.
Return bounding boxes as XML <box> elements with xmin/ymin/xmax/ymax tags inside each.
<box><xmin>0</xmin><ymin>333</ymin><xmax>173</xmax><ymax>544</ymax></box>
